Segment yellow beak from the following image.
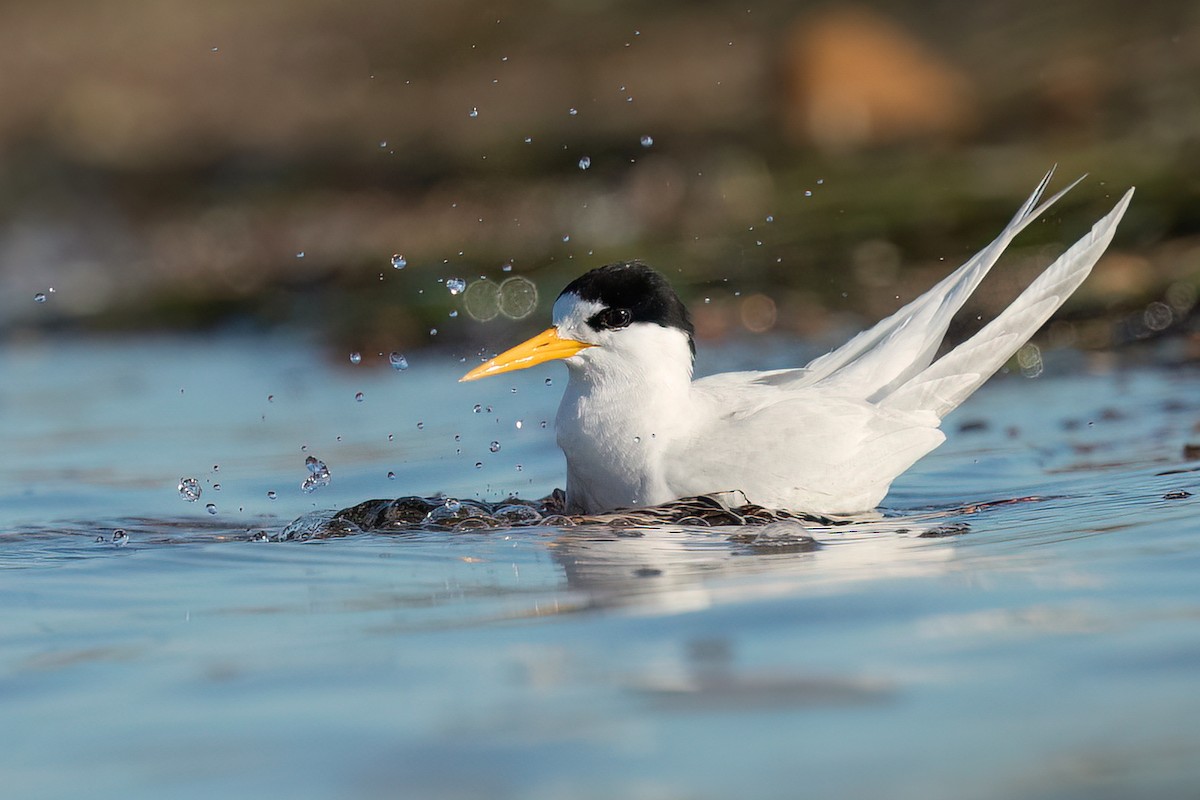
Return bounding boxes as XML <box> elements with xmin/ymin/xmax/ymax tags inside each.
<box><xmin>460</xmin><ymin>327</ymin><xmax>594</xmax><ymax>382</ymax></box>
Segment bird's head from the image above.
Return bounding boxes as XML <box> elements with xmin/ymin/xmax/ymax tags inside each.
<box><xmin>460</xmin><ymin>261</ymin><xmax>695</xmax><ymax>383</ymax></box>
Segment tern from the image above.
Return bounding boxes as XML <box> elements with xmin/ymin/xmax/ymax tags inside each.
<box><xmin>462</xmin><ymin>170</ymin><xmax>1134</xmax><ymax>515</ymax></box>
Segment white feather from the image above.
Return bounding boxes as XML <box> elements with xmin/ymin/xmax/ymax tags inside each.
<box><xmin>881</xmin><ymin>187</ymin><xmax>1134</xmax><ymax>417</ymax></box>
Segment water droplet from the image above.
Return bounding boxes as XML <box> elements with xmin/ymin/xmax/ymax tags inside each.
<box><xmin>387</xmin><ymin>433</ymin><xmax>394</xmax><ymax>442</ymax></box>
<box><xmin>416</xmin><ymin>421</ymin><xmax>424</xmax><ymax>430</ymax></box>
<box><xmin>205</xmin><ymin>503</ymin><xmax>218</xmax><ymax>515</ymax></box>
<box><xmin>540</xmin><ymin>420</ymin><xmax>548</xmax><ymax>429</ymax></box>
<box><xmin>379</xmin><ymin>140</ymin><xmax>388</xmax><ymax>148</ymax></box>
<box><xmin>446</xmin><ymin>277</ymin><xmax>467</xmax><ymax>295</ymax></box>
<box><xmin>429</xmin><ymin>328</ymin><xmax>438</xmax><ymax>336</ymax></box>
<box><xmin>561</xmin><ymin>234</ymin><xmax>571</xmax><ymax>242</ymax></box>
<box><xmin>267</xmin><ymin>490</ymin><xmax>277</xmax><ymax>500</ymax></box>
<box><xmin>475</xmin><ymin>462</ymin><xmax>483</xmax><ymax>469</ymax></box>
<box><xmin>389</xmin><ymin>352</ymin><xmax>409</xmax><ymax>370</ymax></box>
<box><xmin>515</xmin><ymin>464</ymin><xmax>523</xmax><ymax>472</ymax></box>
<box><xmin>449</xmin><ymin>310</ymin><xmax>458</xmax><ymax>318</ymax></box>
<box><xmin>355</xmin><ymin>391</ymin><xmax>365</xmax><ymax>402</ymax></box>
<box><xmin>473</xmin><ymin>404</ymin><xmax>483</xmax><ymax>414</ymax></box>
<box><xmin>490</xmin><ymin>441</ymin><xmax>501</xmax><ymax>452</ymax></box>
<box><xmin>515</xmin><ymin>420</ymin><xmax>523</xmax><ymax>429</ymax></box>
<box><xmin>212</xmin><ymin>483</ymin><xmax>221</xmax><ymax>491</ymax></box>
<box><xmin>640</xmin><ymin>134</ymin><xmax>654</xmax><ymax>147</ymax></box>
<box><xmin>387</xmin><ymin>471</ymin><xmax>396</xmax><ymax>480</ymax></box>
<box><xmin>804</xmin><ymin>190</ymin><xmax>813</xmax><ymax>197</ymax></box>
<box><xmin>349</xmin><ymin>351</ymin><xmax>362</xmax><ymax>365</ymax></box>
<box><xmin>391</xmin><ymin>253</ymin><xmax>407</xmax><ymax>269</ymax></box>
<box><xmin>469</xmin><ymin>107</ymin><xmax>479</xmax><ymax>118</ymax></box>
<box><xmin>178</xmin><ymin>477</ymin><xmax>201</xmax><ymax>502</ymax></box>
<box><xmin>295</xmin><ymin>251</ymin><xmax>305</xmax><ymax>258</ymax></box>
<box><xmin>1017</xmin><ymin>343</ymin><xmax>1044</xmax><ymax>378</ymax></box>
<box><xmin>112</xmin><ymin>529</ymin><xmax>129</xmax><ymax>547</ymax></box>
<box><xmin>817</xmin><ymin>178</ymin><xmax>824</xmax><ymax>185</ymax></box>
<box><xmin>633</xmin><ymin>436</ymin><xmax>641</xmax><ymax>443</ymax></box>
<box><xmin>34</xmin><ymin>292</ymin><xmax>47</xmax><ymax>303</ymax></box>
<box><xmin>568</xmin><ymin>107</ymin><xmax>578</xmax><ymax>116</ymax></box>
<box><xmin>301</xmin><ymin>456</ymin><xmax>331</xmax><ymax>493</ymax></box>
<box><xmin>578</xmin><ymin>156</ymin><xmax>591</xmax><ymax>170</ymax></box>
<box><xmin>766</xmin><ymin>215</ymin><xmax>774</xmax><ymax>223</ymax></box>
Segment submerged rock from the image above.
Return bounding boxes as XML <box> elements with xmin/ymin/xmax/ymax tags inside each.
<box><xmin>492</xmin><ymin>504</ymin><xmax>544</xmax><ymax>525</ymax></box>
<box><xmin>728</xmin><ymin>521</ymin><xmax>822</xmax><ymax>553</ymax></box>
<box><xmin>916</xmin><ymin>522</ymin><xmax>972</xmax><ymax>538</ymax></box>
<box><xmin>381</xmin><ymin>496</ymin><xmax>443</xmax><ymax>526</ymax></box>
<box><xmin>333</xmin><ymin>499</ymin><xmax>394</xmax><ymax>529</ymax></box>
<box><xmin>423</xmin><ymin>499</ymin><xmax>498</xmax><ymax>528</ymax></box>
<box><xmin>280</xmin><ymin>491</ymin><xmax>843</xmax><ymax>538</ymax></box>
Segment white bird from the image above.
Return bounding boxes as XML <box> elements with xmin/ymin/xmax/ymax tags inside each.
<box><xmin>462</xmin><ymin>170</ymin><xmax>1134</xmax><ymax>516</ymax></box>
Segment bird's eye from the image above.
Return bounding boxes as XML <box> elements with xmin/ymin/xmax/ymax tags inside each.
<box><xmin>597</xmin><ymin>308</ymin><xmax>632</xmax><ymax>330</ymax></box>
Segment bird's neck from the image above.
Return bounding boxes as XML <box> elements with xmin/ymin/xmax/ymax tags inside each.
<box><xmin>556</xmin><ymin>330</ymin><xmax>695</xmax><ymax>511</ymax></box>
<box><xmin>563</xmin><ymin>353</ymin><xmax>694</xmax><ymax>423</ymax></box>
<box><xmin>563</xmin><ymin>325</ymin><xmax>695</xmax><ymax>428</ymax></box>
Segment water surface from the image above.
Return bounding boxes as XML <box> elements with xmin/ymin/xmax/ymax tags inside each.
<box><xmin>2</xmin><ymin>336</ymin><xmax>1198</xmax><ymax>799</ymax></box>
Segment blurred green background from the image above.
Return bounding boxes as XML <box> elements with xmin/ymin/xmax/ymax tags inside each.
<box><xmin>2</xmin><ymin>0</ymin><xmax>1198</xmax><ymax>356</ymax></box>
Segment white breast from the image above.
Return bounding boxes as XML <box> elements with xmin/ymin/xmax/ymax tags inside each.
<box><xmin>555</xmin><ymin>324</ymin><xmax>696</xmax><ymax>513</ymax></box>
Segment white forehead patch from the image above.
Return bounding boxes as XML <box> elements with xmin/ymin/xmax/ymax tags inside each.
<box><xmin>552</xmin><ymin>292</ymin><xmax>605</xmax><ymax>329</ymax></box>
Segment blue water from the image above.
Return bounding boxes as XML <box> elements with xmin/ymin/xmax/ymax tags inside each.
<box><xmin>2</xmin><ymin>335</ymin><xmax>1199</xmax><ymax>799</ymax></box>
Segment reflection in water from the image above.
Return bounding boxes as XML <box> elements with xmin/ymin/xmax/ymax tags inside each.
<box><xmin>627</xmin><ymin>650</ymin><xmax>895</xmax><ymax>712</ymax></box>
<box><xmin>544</xmin><ymin>517</ymin><xmax>959</xmax><ymax>616</ymax></box>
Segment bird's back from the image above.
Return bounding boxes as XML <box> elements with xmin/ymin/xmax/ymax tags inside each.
<box><xmin>667</xmin><ymin>379</ymin><xmax>944</xmax><ymax>514</ymax></box>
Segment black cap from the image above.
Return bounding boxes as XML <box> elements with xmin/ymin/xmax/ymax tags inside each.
<box><xmin>560</xmin><ymin>261</ymin><xmax>694</xmax><ymax>354</ymax></box>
